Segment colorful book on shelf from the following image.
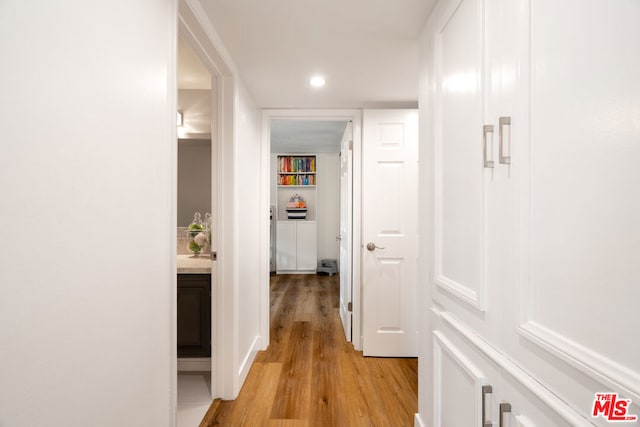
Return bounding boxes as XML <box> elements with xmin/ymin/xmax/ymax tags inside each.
<box><xmin>278</xmin><ymin>156</ymin><xmax>316</xmax><ymax>174</ymax></box>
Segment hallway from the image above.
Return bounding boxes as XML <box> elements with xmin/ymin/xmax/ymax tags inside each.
<box><xmin>202</xmin><ymin>274</ymin><xmax>418</xmax><ymax>426</ymax></box>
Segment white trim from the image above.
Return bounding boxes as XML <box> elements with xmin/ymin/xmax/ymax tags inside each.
<box><xmin>169</xmin><ymin>2</ymin><xmax>179</xmax><ymax>425</ymax></box>
<box><xmin>275</xmin><ymin>271</ymin><xmax>317</xmax><ymax>275</ymax></box>
<box><xmin>414</xmin><ymin>413</ymin><xmax>427</xmax><ymax>427</ymax></box>
<box><xmin>259</xmin><ymin>112</ymin><xmax>272</xmax><ymax>351</ymax></box>
<box><xmin>351</xmin><ymin>114</ymin><xmax>363</xmax><ymax>351</ymax></box>
<box><xmin>433</xmin><ymin>330</ymin><xmax>486</xmax><ymax>427</ymax></box>
<box><xmin>261</xmin><ymin>109</ymin><xmax>364</xmax><ymax>351</ymax></box>
<box><xmin>237</xmin><ymin>335</ymin><xmax>261</xmax><ymax>387</ymax></box>
<box><xmin>182</xmin><ymin>0</ymin><xmax>237</xmax><ymax>76</ymax></box>
<box><xmin>178</xmin><ymin>358</ymin><xmax>212</xmax><ymax>372</ymax></box>
<box><xmin>519</xmin><ymin>321</ymin><xmax>640</xmax><ymax>403</ymax></box>
<box><xmin>434</xmin><ymin>276</ymin><xmax>482</xmax><ymax>311</ymax></box>
<box><xmin>257</xmin><ymin>110</ymin><xmax>271</xmax><ymax>354</ymax></box>
<box><xmin>514</xmin><ymin>414</ymin><xmax>536</xmax><ymax>427</ymax></box>
<box><xmin>436</xmin><ymin>310</ymin><xmax>593</xmax><ymax>427</ymax></box>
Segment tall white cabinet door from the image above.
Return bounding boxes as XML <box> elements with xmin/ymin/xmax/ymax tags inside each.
<box><xmin>296</xmin><ymin>221</ymin><xmax>317</xmax><ymax>271</ymax></box>
<box><xmin>276</xmin><ymin>221</ymin><xmax>296</xmax><ymax>271</ymax></box>
<box><xmin>431</xmin><ymin>0</ymin><xmax>503</xmax><ymax>342</ymax></box>
<box><xmin>505</xmin><ymin>0</ymin><xmax>640</xmax><ymax>416</ymax></box>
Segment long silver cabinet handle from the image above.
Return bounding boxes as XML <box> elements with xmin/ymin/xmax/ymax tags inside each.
<box><xmin>500</xmin><ymin>402</ymin><xmax>512</xmax><ymax>427</ymax></box>
<box><xmin>482</xmin><ymin>384</ymin><xmax>493</xmax><ymax>427</ymax></box>
<box><xmin>483</xmin><ymin>125</ymin><xmax>495</xmax><ymax>168</ymax></box>
<box><xmin>499</xmin><ymin>116</ymin><xmax>511</xmax><ymax>165</ymax></box>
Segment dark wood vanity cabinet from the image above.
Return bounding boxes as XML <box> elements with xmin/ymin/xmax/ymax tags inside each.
<box><xmin>177</xmin><ymin>274</ymin><xmax>211</xmax><ymax>357</ymax></box>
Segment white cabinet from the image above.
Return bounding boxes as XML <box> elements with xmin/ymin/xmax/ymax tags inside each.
<box><xmin>276</xmin><ymin>221</ymin><xmax>317</xmax><ymax>273</ymax></box>
<box><xmin>420</xmin><ymin>0</ymin><xmax>640</xmax><ymax>425</ymax></box>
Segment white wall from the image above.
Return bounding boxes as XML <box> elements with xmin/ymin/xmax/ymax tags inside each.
<box><xmin>0</xmin><ymin>1</ymin><xmax>176</xmax><ymax>426</ymax></box>
<box><xmin>234</xmin><ymin>81</ymin><xmax>262</xmax><ymax>391</ymax></box>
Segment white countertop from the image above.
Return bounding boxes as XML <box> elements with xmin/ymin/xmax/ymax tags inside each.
<box><xmin>177</xmin><ymin>254</ymin><xmax>212</xmax><ymax>274</ymax></box>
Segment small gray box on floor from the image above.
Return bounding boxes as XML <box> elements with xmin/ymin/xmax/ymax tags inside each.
<box><xmin>317</xmin><ymin>259</ymin><xmax>337</xmax><ymax>275</ymax></box>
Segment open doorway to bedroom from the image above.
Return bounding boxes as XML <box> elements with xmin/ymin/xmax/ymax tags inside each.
<box><xmin>261</xmin><ymin>110</ymin><xmax>362</xmax><ymax>351</ymax></box>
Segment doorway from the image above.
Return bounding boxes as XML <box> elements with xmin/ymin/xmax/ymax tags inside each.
<box><xmin>261</xmin><ymin>110</ymin><xmax>363</xmax><ymax>350</ymax></box>
<box><xmin>176</xmin><ymin>35</ymin><xmax>215</xmax><ymax>425</ymax></box>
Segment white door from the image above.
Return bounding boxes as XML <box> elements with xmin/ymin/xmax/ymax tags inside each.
<box><xmin>362</xmin><ymin>109</ymin><xmax>418</xmax><ymax>357</ymax></box>
<box><xmin>339</xmin><ymin>122</ymin><xmax>353</xmax><ymax>341</ymax></box>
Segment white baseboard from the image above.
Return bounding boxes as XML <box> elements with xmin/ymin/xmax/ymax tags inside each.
<box><xmin>414</xmin><ymin>413</ymin><xmax>427</xmax><ymax>427</ymax></box>
<box><xmin>178</xmin><ymin>358</ymin><xmax>211</xmax><ymax>372</ymax></box>
<box><xmin>275</xmin><ymin>271</ymin><xmax>316</xmax><ymax>275</ymax></box>
<box><xmin>237</xmin><ymin>335</ymin><xmax>261</xmax><ymax>394</ymax></box>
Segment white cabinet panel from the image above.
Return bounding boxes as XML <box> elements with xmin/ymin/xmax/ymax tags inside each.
<box><xmin>501</xmin><ymin>372</ymin><xmax>581</xmax><ymax>427</ymax></box>
<box><xmin>521</xmin><ymin>0</ymin><xmax>640</xmax><ymax>376</ymax></box>
<box><xmin>276</xmin><ymin>222</ymin><xmax>296</xmax><ymax>271</ymax></box>
<box><xmin>276</xmin><ymin>221</ymin><xmax>316</xmax><ymax>273</ymax></box>
<box><xmin>433</xmin><ymin>331</ymin><xmax>488</xmax><ymax>427</ymax></box>
<box><xmin>434</xmin><ymin>0</ymin><xmax>487</xmax><ymax>311</ymax></box>
<box><xmin>296</xmin><ymin>221</ymin><xmax>317</xmax><ymax>271</ymax></box>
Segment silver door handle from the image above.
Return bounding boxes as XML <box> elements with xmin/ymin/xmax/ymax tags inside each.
<box><xmin>366</xmin><ymin>242</ymin><xmax>385</xmax><ymax>251</ymax></box>
<box><xmin>482</xmin><ymin>385</ymin><xmax>493</xmax><ymax>427</ymax></box>
<box><xmin>499</xmin><ymin>402</ymin><xmax>512</xmax><ymax>427</ymax></box>
<box><xmin>499</xmin><ymin>116</ymin><xmax>511</xmax><ymax>165</ymax></box>
<box><xmin>336</xmin><ymin>235</ymin><xmax>342</xmax><ymax>241</ymax></box>
<box><xmin>483</xmin><ymin>124</ymin><xmax>495</xmax><ymax>168</ymax></box>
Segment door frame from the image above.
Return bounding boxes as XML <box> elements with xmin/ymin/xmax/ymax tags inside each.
<box><xmin>178</xmin><ymin>0</ymin><xmax>236</xmax><ymax>400</ymax></box>
<box><xmin>261</xmin><ymin>109</ymin><xmax>364</xmax><ymax>351</ymax></box>
<box><xmin>339</xmin><ymin>122</ymin><xmax>354</xmax><ymax>341</ymax></box>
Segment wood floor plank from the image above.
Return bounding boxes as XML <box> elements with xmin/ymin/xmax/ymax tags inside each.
<box><xmin>200</xmin><ymin>274</ymin><xmax>417</xmax><ymax>426</ymax></box>
<box><xmin>211</xmin><ymin>362</ymin><xmax>283</xmax><ymax>426</ymax></box>
<box><xmin>267</xmin><ymin>420</ymin><xmax>308</xmax><ymax>427</ymax></box>
<box><xmin>269</xmin><ymin>321</ymin><xmax>312</xmax><ymax>420</ymax></box>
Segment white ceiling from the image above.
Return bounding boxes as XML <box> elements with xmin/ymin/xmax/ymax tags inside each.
<box><xmin>271</xmin><ymin>120</ymin><xmax>348</xmax><ymax>153</ymax></box>
<box><xmin>197</xmin><ymin>0</ymin><xmax>436</xmax><ymax>109</ymax></box>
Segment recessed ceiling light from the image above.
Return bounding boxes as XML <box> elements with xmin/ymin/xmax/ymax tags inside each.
<box><xmin>310</xmin><ymin>76</ymin><xmax>326</xmax><ymax>87</ymax></box>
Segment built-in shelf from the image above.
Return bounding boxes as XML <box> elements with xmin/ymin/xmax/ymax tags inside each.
<box><xmin>277</xmin><ymin>155</ymin><xmax>317</xmax><ymax>186</ymax></box>
<box><xmin>275</xmin><ymin>154</ymin><xmax>318</xmax><ymax>273</ymax></box>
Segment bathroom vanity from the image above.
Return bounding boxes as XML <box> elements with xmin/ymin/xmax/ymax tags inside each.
<box><xmin>177</xmin><ymin>255</ymin><xmax>211</xmax><ymax>358</ymax></box>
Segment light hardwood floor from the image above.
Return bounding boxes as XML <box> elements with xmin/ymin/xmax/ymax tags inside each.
<box><xmin>201</xmin><ymin>274</ymin><xmax>418</xmax><ymax>426</ymax></box>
